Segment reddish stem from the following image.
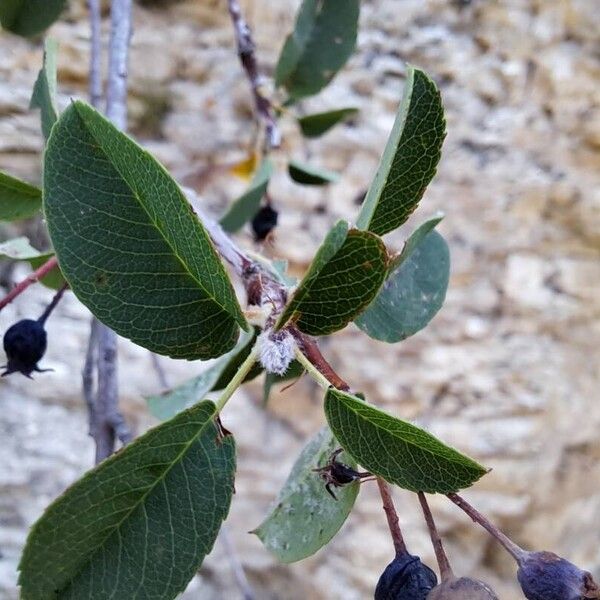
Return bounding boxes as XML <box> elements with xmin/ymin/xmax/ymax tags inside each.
<box><xmin>377</xmin><ymin>478</ymin><xmax>407</xmax><ymax>556</ymax></box>
<box><xmin>447</xmin><ymin>493</ymin><xmax>526</xmax><ymax>563</ymax></box>
<box><xmin>418</xmin><ymin>492</ymin><xmax>454</xmax><ymax>581</ymax></box>
<box><xmin>291</xmin><ymin>328</ymin><xmax>350</xmax><ymax>391</ymax></box>
<box><xmin>0</xmin><ymin>256</ymin><xmax>59</xmax><ymax>312</ymax></box>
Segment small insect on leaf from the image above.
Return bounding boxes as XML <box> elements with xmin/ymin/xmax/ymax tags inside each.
<box><xmin>313</xmin><ymin>448</ymin><xmax>372</xmax><ymax>500</ymax></box>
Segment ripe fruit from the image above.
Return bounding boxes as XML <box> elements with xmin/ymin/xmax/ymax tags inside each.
<box><xmin>2</xmin><ymin>319</ymin><xmax>48</xmax><ymax>378</ymax></box>
<box><xmin>252</xmin><ymin>205</ymin><xmax>278</xmax><ymax>241</ymax></box>
<box><xmin>374</xmin><ymin>553</ymin><xmax>438</xmax><ymax>600</ymax></box>
<box><xmin>517</xmin><ymin>551</ymin><xmax>600</xmax><ymax>600</ymax></box>
<box><xmin>427</xmin><ymin>576</ymin><xmax>498</xmax><ymax>599</ymax></box>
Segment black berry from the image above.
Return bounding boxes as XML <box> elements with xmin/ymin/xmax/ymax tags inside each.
<box><xmin>427</xmin><ymin>576</ymin><xmax>498</xmax><ymax>599</ymax></box>
<box><xmin>517</xmin><ymin>551</ymin><xmax>600</xmax><ymax>600</ymax></box>
<box><xmin>2</xmin><ymin>319</ymin><xmax>48</xmax><ymax>378</ymax></box>
<box><xmin>375</xmin><ymin>553</ymin><xmax>438</xmax><ymax>600</ymax></box>
<box><xmin>251</xmin><ymin>205</ymin><xmax>278</xmax><ymax>241</ymax></box>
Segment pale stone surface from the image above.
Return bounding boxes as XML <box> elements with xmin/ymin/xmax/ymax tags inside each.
<box><xmin>1</xmin><ymin>0</ymin><xmax>599</xmax><ymax>599</ymax></box>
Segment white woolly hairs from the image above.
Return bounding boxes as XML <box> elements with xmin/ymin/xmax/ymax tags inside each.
<box><xmin>258</xmin><ymin>329</ymin><xmax>295</xmax><ymax>375</ymax></box>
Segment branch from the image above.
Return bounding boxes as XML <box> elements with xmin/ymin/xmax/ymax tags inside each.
<box><xmin>226</xmin><ymin>0</ymin><xmax>281</xmax><ymax>150</ymax></box>
<box><xmin>87</xmin><ymin>0</ymin><xmax>103</xmax><ymax>109</ymax></box>
<box><xmin>82</xmin><ymin>317</ymin><xmax>99</xmax><ymax>435</ymax></box>
<box><xmin>418</xmin><ymin>492</ymin><xmax>454</xmax><ymax>581</ymax></box>
<box><xmin>0</xmin><ymin>256</ymin><xmax>59</xmax><ymax>312</ymax></box>
<box><xmin>106</xmin><ymin>0</ymin><xmax>132</xmax><ymax>130</ymax></box>
<box><xmin>377</xmin><ymin>478</ymin><xmax>407</xmax><ymax>556</ymax></box>
<box><xmin>85</xmin><ymin>0</ymin><xmax>134</xmax><ymax>463</ymax></box>
<box><xmin>447</xmin><ymin>493</ymin><xmax>527</xmax><ymax>563</ymax></box>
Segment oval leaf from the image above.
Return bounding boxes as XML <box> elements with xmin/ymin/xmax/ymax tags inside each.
<box><xmin>220</xmin><ymin>159</ymin><xmax>273</xmax><ymax>233</ymax></box>
<box><xmin>275</xmin><ymin>0</ymin><xmax>359</xmax><ymax>100</ymax></box>
<box><xmin>356</xmin><ymin>67</ymin><xmax>446</xmax><ymax>236</ymax></box>
<box><xmin>325</xmin><ymin>389</ymin><xmax>487</xmax><ymax>493</ymax></box>
<box><xmin>146</xmin><ymin>328</ymin><xmax>261</xmax><ymax>421</ymax></box>
<box><xmin>355</xmin><ymin>227</ymin><xmax>449</xmax><ymax>343</ymax></box>
<box><xmin>0</xmin><ymin>237</ymin><xmax>65</xmax><ymax>290</ymax></box>
<box><xmin>18</xmin><ymin>400</ymin><xmax>236</xmax><ymax>600</ymax></box>
<box><xmin>0</xmin><ymin>0</ymin><xmax>67</xmax><ymax>37</ymax></box>
<box><xmin>275</xmin><ymin>220</ymin><xmax>388</xmax><ymax>336</ymax></box>
<box><xmin>254</xmin><ymin>427</ymin><xmax>358</xmax><ymax>563</ymax></box>
<box><xmin>288</xmin><ymin>159</ymin><xmax>339</xmax><ymax>186</ymax></box>
<box><xmin>44</xmin><ymin>101</ymin><xmax>247</xmax><ymax>360</ymax></box>
<box><xmin>30</xmin><ymin>38</ymin><xmax>59</xmax><ymax>140</ymax></box>
<box><xmin>298</xmin><ymin>107</ymin><xmax>358</xmax><ymax>138</ymax></box>
<box><xmin>0</xmin><ymin>172</ymin><xmax>42</xmax><ymax>221</ymax></box>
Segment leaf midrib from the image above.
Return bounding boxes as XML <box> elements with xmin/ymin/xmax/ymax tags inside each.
<box><xmin>335</xmin><ymin>395</ymin><xmax>482</xmax><ymax>472</ymax></box>
<box><xmin>358</xmin><ymin>68</ymin><xmax>415</xmax><ymax>231</ymax></box>
<box><xmin>53</xmin><ymin>403</ymin><xmax>222</xmax><ymax>595</ymax></box>
<box><xmin>72</xmin><ymin>104</ymin><xmax>239</xmax><ymax>324</ymax></box>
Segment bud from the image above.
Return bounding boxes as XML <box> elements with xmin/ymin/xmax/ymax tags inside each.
<box><xmin>375</xmin><ymin>553</ymin><xmax>438</xmax><ymax>600</ymax></box>
<box><xmin>517</xmin><ymin>551</ymin><xmax>600</xmax><ymax>600</ymax></box>
<box><xmin>252</xmin><ymin>205</ymin><xmax>278</xmax><ymax>241</ymax></box>
<box><xmin>2</xmin><ymin>319</ymin><xmax>48</xmax><ymax>378</ymax></box>
<box><xmin>427</xmin><ymin>576</ymin><xmax>498</xmax><ymax>599</ymax></box>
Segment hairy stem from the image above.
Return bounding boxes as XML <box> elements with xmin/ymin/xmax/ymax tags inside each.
<box><xmin>226</xmin><ymin>0</ymin><xmax>280</xmax><ymax>150</ymax></box>
<box><xmin>418</xmin><ymin>492</ymin><xmax>454</xmax><ymax>581</ymax></box>
<box><xmin>0</xmin><ymin>255</ymin><xmax>59</xmax><ymax>312</ymax></box>
<box><xmin>214</xmin><ymin>345</ymin><xmax>259</xmax><ymax>413</ymax></box>
<box><xmin>377</xmin><ymin>478</ymin><xmax>408</xmax><ymax>556</ymax></box>
<box><xmin>447</xmin><ymin>493</ymin><xmax>527</xmax><ymax>563</ymax></box>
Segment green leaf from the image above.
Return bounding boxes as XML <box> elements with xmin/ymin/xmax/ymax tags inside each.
<box><xmin>269</xmin><ymin>258</ymin><xmax>298</xmax><ymax>287</ymax></box>
<box><xmin>325</xmin><ymin>389</ymin><xmax>487</xmax><ymax>493</ymax></box>
<box><xmin>220</xmin><ymin>159</ymin><xmax>273</xmax><ymax>233</ymax></box>
<box><xmin>18</xmin><ymin>400</ymin><xmax>236</xmax><ymax>600</ymax></box>
<box><xmin>0</xmin><ymin>237</ymin><xmax>65</xmax><ymax>290</ymax></box>
<box><xmin>275</xmin><ymin>0</ymin><xmax>360</xmax><ymax>100</ymax></box>
<box><xmin>254</xmin><ymin>427</ymin><xmax>358</xmax><ymax>562</ymax></box>
<box><xmin>0</xmin><ymin>171</ymin><xmax>42</xmax><ymax>221</ymax></box>
<box><xmin>0</xmin><ymin>0</ymin><xmax>67</xmax><ymax>37</ymax></box>
<box><xmin>356</xmin><ymin>67</ymin><xmax>446</xmax><ymax>236</ymax></box>
<box><xmin>44</xmin><ymin>101</ymin><xmax>247</xmax><ymax>360</ymax></box>
<box><xmin>288</xmin><ymin>159</ymin><xmax>339</xmax><ymax>186</ymax></box>
<box><xmin>262</xmin><ymin>359</ymin><xmax>304</xmax><ymax>406</ymax></box>
<box><xmin>146</xmin><ymin>328</ymin><xmax>261</xmax><ymax>421</ymax></box>
<box><xmin>275</xmin><ymin>220</ymin><xmax>388</xmax><ymax>336</ymax></box>
<box><xmin>397</xmin><ymin>212</ymin><xmax>444</xmax><ymax>264</ymax></box>
<box><xmin>298</xmin><ymin>107</ymin><xmax>358</xmax><ymax>138</ymax></box>
<box><xmin>355</xmin><ymin>228</ymin><xmax>449</xmax><ymax>343</ymax></box>
<box><xmin>30</xmin><ymin>38</ymin><xmax>59</xmax><ymax>140</ymax></box>
<box><xmin>0</xmin><ymin>237</ymin><xmax>45</xmax><ymax>261</ymax></box>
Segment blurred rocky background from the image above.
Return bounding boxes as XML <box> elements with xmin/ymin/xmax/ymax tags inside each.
<box><xmin>1</xmin><ymin>0</ymin><xmax>599</xmax><ymax>598</ymax></box>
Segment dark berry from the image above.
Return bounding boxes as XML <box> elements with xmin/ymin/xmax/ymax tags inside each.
<box><xmin>427</xmin><ymin>576</ymin><xmax>498</xmax><ymax>599</ymax></box>
<box><xmin>2</xmin><ymin>319</ymin><xmax>48</xmax><ymax>378</ymax></box>
<box><xmin>375</xmin><ymin>553</ymin><xmax>438</xmax><ymax>600</ymax></box>
<box><xmin>251</xmin><ymin>205</ymin><xmax>278</xmax><ymax>241</ymax></box>
<box><xmin>517</xmin><ymin>551</ymin><xmax>600</xmax><ymax>600</ymax></box>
